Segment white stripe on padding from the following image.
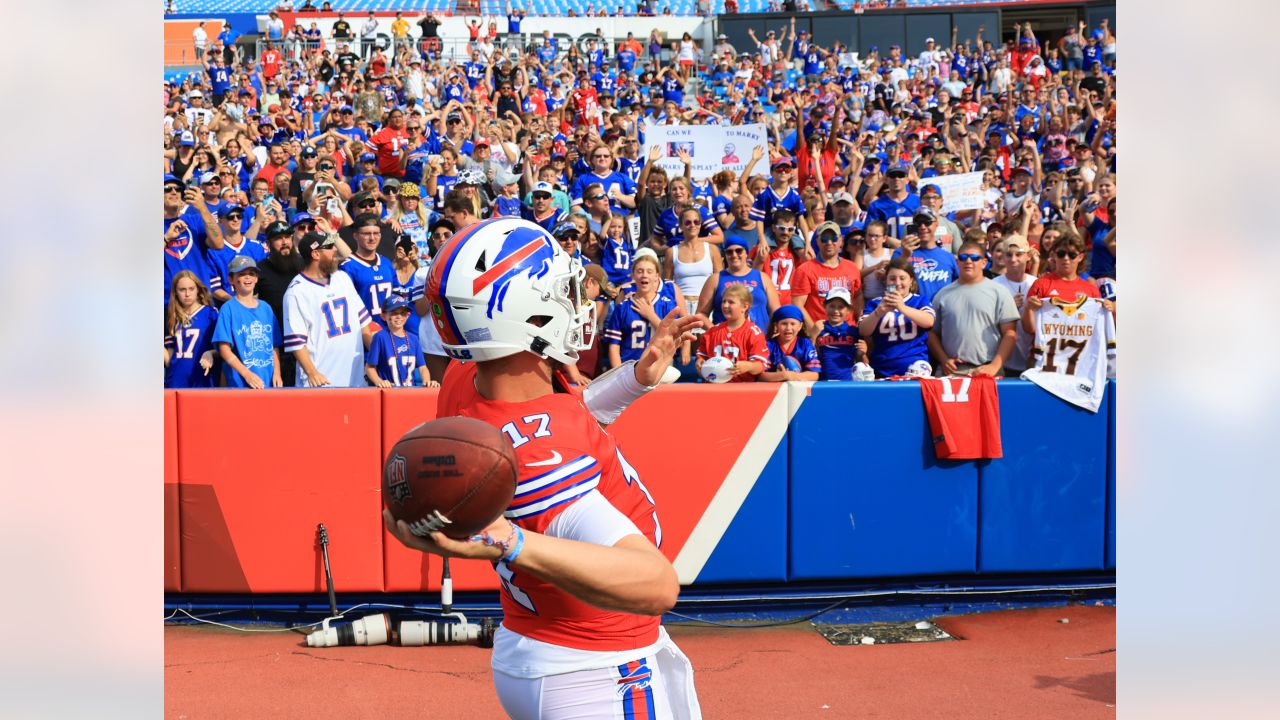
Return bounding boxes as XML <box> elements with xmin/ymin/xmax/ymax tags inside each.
<box><xmin>672</xmin><ymin>384</ymin><xmax>805</xmax><ymax>584</ymax></box>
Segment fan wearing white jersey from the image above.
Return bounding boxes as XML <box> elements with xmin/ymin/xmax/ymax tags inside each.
<box><xmin>283</xmin><ymin>231</ymin><xmax>375</xmax><ymax>387</ymax></box>
<box><xmin>1021</xmin><ymin>294</ymin><xmax>1116</xmax><ymax>412</ymax></box>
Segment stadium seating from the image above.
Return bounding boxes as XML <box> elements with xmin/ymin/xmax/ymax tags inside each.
<box><xmin>167</xmin><ymin>0</ymin><xmax>1037</xmax><ymax>17</ymax></box>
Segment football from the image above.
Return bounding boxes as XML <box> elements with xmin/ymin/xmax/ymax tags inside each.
<box><xmin>779</xmin><ymin>355</ymin><xmax>803</xmax><ymax>372</ymax></box>
<box><xmin>383</xmin><ymin>417</ymin><xmax>519</xmax><ymax>540</ymax></box>
<box><xmin>700</xmin><ymin>356</ymin><xmax>735</xmax><ymax>384</ymax></box>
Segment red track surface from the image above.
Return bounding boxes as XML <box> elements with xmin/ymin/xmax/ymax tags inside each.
<box><xmin>165</xmin><ymin>605</ymin><xmax>1114</xmax><ymax>719</ymax></box>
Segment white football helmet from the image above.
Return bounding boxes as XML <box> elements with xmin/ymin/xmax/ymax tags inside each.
<box><xmin>852</xmin><ymin>362</ymin><xmax>876</xmax><ymax>382</ymax></box>
<box><xmin>422</xmin><ymin>218</ymin><xmax>594</xmax><ymax>364</ymax></box>
<box><xmin>904</xmin><ymin>360</ymin><xmax>933</xmax><ymax>378</ymax></box>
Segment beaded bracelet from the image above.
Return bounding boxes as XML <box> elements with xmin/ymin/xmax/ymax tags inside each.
<box><xmin>469</xmin><ymin>523</ymin><xmax>524</xmax><ymax>564</ymax></box>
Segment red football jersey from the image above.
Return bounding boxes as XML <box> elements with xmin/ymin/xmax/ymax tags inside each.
<box><xmin>697</xmin><ymin>320</ymin><xmax>769</xmax><ymax>383</ymax></box>
<box><xmin>917</xmin><ymin>376</ymin><xmax>1003</xmax><ymax>459</ymax></box>
<box><xmin>436</xmin><ymin>361</ymin><xmax>662</xmax><ymax>652</ymax></box>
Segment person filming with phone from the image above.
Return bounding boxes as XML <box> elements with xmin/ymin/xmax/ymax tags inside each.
<box><xmin>890</xmin><ymin>207</ymin><xmax>957</xmax><ymax>305</ymax></box>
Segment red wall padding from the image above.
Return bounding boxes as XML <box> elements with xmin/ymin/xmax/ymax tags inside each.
<box><xmin>608</xmin><ymin>385</ymin><xmax>780</xmax><ymax>563</ymax></box>
<box><xmin>165</xmin><ymin>391</ymin><xmax>181</xmax><ymax>592</ymax></box>
<box><xmin>176</xmin><ymin>389</ymin><xmax>385</xmax><ymax>593</ymax></box>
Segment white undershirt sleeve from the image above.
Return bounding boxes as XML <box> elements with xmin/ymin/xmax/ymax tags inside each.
<box><xmin>545</xmin><ymin>489</ymin><xmax>642</xmax><ymax>548</ymax></box>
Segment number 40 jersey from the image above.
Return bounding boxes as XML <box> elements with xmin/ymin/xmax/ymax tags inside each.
<box><xmin>1021</xmin><ymin>296</ymin><xmax>1116</xmax><ymax>413</ymax></box>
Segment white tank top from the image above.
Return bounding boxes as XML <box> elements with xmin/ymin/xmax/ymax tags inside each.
<box><xmin>673</xmin><ymin>243</ymin><xmax>713</xmax><ymax>298</ymax></box>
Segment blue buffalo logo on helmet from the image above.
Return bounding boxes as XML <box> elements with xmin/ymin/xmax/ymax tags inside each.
<box><xmin>472</xmin><ymin>225</ymin><xmax>556</xmax><ymax>319</ymax></box>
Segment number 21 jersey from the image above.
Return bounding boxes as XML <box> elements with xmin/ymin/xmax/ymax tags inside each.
<box><xmin>1021</xmin><ymin>297</ymin><xmax>1116</xmax><ymax>413</ymax></box>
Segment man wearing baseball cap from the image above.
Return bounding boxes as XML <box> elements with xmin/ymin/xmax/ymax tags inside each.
<box><xmin>891</xmin><ymin>206</ymin><xmax>959</xmax><ymax>304</ymax></box>
<box><xmin>918</xmin><ymin>184</ymin><xmax>964</xmax><ymax>252</ymax></box>
<box><xmin>791</xmin><ymin>221</ymin><xmax>862</xmax><ymax>339</ymax></box>
<box><xmin>866</xmin><ymin>162</ymin><xmax>920</xmax><ymax>242</ymax></box>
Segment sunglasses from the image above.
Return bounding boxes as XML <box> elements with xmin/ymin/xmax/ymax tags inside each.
<box><xmin>957</xmin><ymin>253</ymin><xmax>984</xmax><ymax>262</ymax></box>
<box><xmin>357</xmin><ymin>200</ymin><xmax>377</xmax><ymax>209</ymax></box>
<box><xmin>432</xmin><ymin>231</ymin><xmax>453</xmax><ymax>239</ymax></box>
<box><xmin>773</xmin><ymin>225</ymin><xmax>795</xmax><ymax>233</ymax></box>
<box><xmin>589</xmin><ymin>194</ymin><xmax>607</xmax><ymax>201</ymax></box>
<box><xmin>295</xmin><ymin>222</ymin><xmax>317</xmax><ymax>231</ymax></box>
<box><xmin>818</xmin><ymin>235</ymin><xmax>841</xmax><ymax>243</ymax></box>
<box><xmin>223</xmin><ymin>213</ymin><xmax>244</xmax><ymax>220</ymax></box>
<box><xmin>680</xmin><ymin>219</ymin><xmax>702</xmax><ymax>226</ymax></box>
<box><xmin>164</xmin><ymin>185</ymin><xmax>183</xmax><ymax>193</ymax></box>
<box><xmin>724</xmin><ymin>247</ymin><xmax>747</xmax><ymax>255</ymax></box>
<box><xmin>532</xmin><ymin>193</ymin><xmax>552</xmax><ymax>200</ymax></box>
<box><xmin>1055</xmin><ymin>250</ymin><xmax>1080</xmax><ymax>259</ymax></box>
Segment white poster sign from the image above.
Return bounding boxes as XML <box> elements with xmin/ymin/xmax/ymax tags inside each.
<box><xmin>918</xmin><ymin>171</ymin><xmax>985</xmax><ymax>215</ymax></box>
<box><xmin>642</xmin><ymin>123</ymin><xmax>769</xmax><ymax>181</ymax></box>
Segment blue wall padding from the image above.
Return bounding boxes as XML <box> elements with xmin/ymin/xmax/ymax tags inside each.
<box><xmin>1106</xmin><ymin>380</ymin><xmax>1116</xmax><ymax>569</ymax></box>
<box><xmin>978</xmin><ymin>380</ymin><xmax>1108</xmax><ymax>572</ymax></box>
<box><xmin>788</xmin><ymin>383</ymin><xmax>979</xmax><ymax>580</ymax></box>
<box><xmin>696</xmin><ymin>436</ymin><xmax>790</xmax><ymax>584</ymax></box>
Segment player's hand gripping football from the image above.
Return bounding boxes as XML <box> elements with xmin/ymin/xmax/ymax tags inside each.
<box><xmin>634</xmin><ymin>309</ymin><xmax>705</xmax><ymax>386</ymax></box>
<box><xmin>383</xmin><ymin>509</ymin><xmax>510</xmax><ymax>562</ymax></box>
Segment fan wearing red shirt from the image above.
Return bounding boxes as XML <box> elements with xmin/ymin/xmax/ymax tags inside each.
<box><xmin>368</xmin><ymin>108</ymin><xmax>410</xmax><ymax>178</ymax></box>
<box><xmin>697</xmin><ymin>285</ymin><xmax>768</xmax><ymax>383</ymax></box>
<box><xmin>569</xmin><ymin>77</ymin><xmax>601</xmax><ymax>131</ymax></box>
<box><xmin>261</xmin><ymin>43</ymin><xmax>282</xmax><ymax>80</ymax></box>
<box><xmin>790</xmin><ymin>221</ymin><xmax>863</xmax><ymax>338</ymax></box>
<box><xmin>794</xmin><ymin>99</ymin><xmax>839</xmax><ymax>193</ymax></box>
<box><xmin>1026</xmin><ymin>236</ymin><xmax>1099</xmax><ymax>304</ymax></box>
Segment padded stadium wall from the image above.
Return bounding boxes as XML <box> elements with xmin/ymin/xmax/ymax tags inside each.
<box><xmin>165</xmin><ymin>380</ymin><xmax>1116</xmax><ymax>595</ymax></box>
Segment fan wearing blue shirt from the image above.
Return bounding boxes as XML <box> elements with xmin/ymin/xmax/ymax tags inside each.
<box><xmin>570</xmin><ymin>146</ymin><xmax>637</xmax><ymax>216</ymax></box>
<box><xmin>212</xmin><ymin>256</ymin><xmax>283</xmax><ymax>388</ymax></box>
<box><xmin>603</xmin><ymin>255</ymin><xmax>679</xmax><ymax>367</ymax></box>
<box><xmin>341</xmin><ymin>214</ymin><xmax>398</xmax><ymax>326</ymax></box>
<box><xmin>866</xmin><ymin>162</ymin><xmax>921</xmax><ymax>241</ymax></box>
<box><xmin>365</xmin><ymin>295</ymin><xmax>430</xmax><ymax>387</ymax></box>
<box><xmin>890</xmin><ymin>207</ymin><xmax>959</xmax><ymax>303</ymax></box>
<box><xmin>858</xmin><ymin>258</ymin><xmax>936</xmax><ymax>377</ymax></box>
<box><xmin>750</xmin><ymin>157</ymin><xmax>808</xmax><ymax>240</ymax></box>
<box><xmin>164</xmin><ymin>174</ymin><xmax>226</xmax><ymax>305</ymax></box>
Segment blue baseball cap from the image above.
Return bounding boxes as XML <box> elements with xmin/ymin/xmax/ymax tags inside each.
<box><xmin>770</xmin><ymin>305</ymin><xmax>804</xmax><ymax>325</ymax></box>
<box><xmin>163</xmin><ymin>173</ymin><xmax>184</xmax><ymax>188</ymax></box>
<box><xmin>552</xmin><ymin>221</ymin><xmax>580</xmax><ymax>238</ymax></box>
<box><xmin>291</xmin><ymin>211</ymin><xmax>314</xmax><ymax>226</ymax></box>
<box><xmin>217</xmin><ymin>203</ymin><xmax>244</xmax><ymax>217</ymax></box>
<box><xmin>722</xmin><ymin>235</ymin><xmax>752</xmax><ymax>253</ymax></box>
<box><xmin>887</xmin><ymin>162</ymin><xmax>912</xmax><ymax>176</ymax></box>
<box><xmin>360</xmin><ymin>152</ymin><xmax>376</xmax><ymax>162</ymax></box>
<box><xmin>383</xmin><ymin>295</ymin><xmax>411</xmax><ymax>313</ymax></box>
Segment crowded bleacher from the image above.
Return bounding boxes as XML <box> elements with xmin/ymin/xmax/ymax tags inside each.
<box><xmin>163</xmin><ymin>2</ymin><xmax>1116</xmax><ymax>389</ymax></box>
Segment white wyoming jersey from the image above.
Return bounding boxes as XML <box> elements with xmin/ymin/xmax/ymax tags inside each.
<box><xmin>1021</xmin><ymin>296</ymin><xmax>1116</xmax><ymax>413</ymax></box>
<box><xmin>283</xmin><ymin>270</ymin><xmax>372</xmax><ymax>387</ymax></box>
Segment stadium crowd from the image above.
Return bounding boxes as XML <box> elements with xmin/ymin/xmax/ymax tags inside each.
<box><xmin>163</xmin><ymin>6</ymin><xmax>1116</xmax><ymax>389</ymax></box>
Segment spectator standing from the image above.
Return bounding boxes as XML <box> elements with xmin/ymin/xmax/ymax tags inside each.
<box><xmin>723</xmin><ymin>197</ymin><xmax>759</xmax><ymax>248</ymax></box>
<box><xmin>164</xmin><ymin>174</ymin><xmax>226</xmax><ymax>305</ymax></box>
<box><xmin>928</xmin><ymin>240</ymin><xmax>1019</xmax><ymax>377</ymax></box>
<box><xmin>697</xmin><ymin>235</ymin><xmax>779</xmax><ymax>334</ymax></box>
<box><xmin>604</xmin><ymin>255</ymin><xmax>680</xmax><ymax>370</ymax></box>
<box><xmin>892</xmin><ymin>207</ymin><xmax>958</xmax><ymax>304</ymax></box>
<box><xmin>919</xmin><ymin>183</ymin><xmax>964</xmax><ymax>252</ymax></box>
<box><xmin>866</xmin><ymin>162</ymin><xmax>920</xmax><ymax>241</ymax></box>
<box><xmin>697</xmin><ymin>285</ymin><xmax>768</xmax><ymax>383</ymax></box>
<box><xmin>666</xmin><ymin>206</ymin><xmax>722</xmax><ymax>315</ymax></box>
<box><xmin>360</xmin><ymin>11</ymin><xmax>380</xmax><ymax>60</ymax></box>
<box><xmin>760</xmin><ymin>305</ymin><xmax>821</xmax><ymax>382</ymax></box>
<box><xmin>283</xmin><ymin>232</ymin><xmax>375</xmax><ymax>387</ymax></box>
<box><xmin>522</xmin><ymin>181</ymin><xmax>567</xmax><ymax>233</ymax></box>
<box><xmin>633</xmin><ymin>148</ymin><xmax>672</xmax><ymax>247</ymax></box>
<box><xmin>751</xmin><ymin>157</ymin><xmax>809</xmax><ymax>244</ymax></box>
<box><xmin>340</xmin><ymin>214</ymin><xmax>397</xmax><ymax>327</ymax></box>
<box><xmin>814</xmin><ymin>287</ymin><xmax>860</xmax><ymax>381</ymax></box>
<box><xmin>1026</xmin><ymin>234</ymin><xmax>1100</xmax><ymax>306</ymax></box>
<box><xmin>858</xmin><ymin>257</ymin><xmax>935</xmax><ymax>378</ymax></box>
<box><xmin>213</xmin><ymin>256</ymin><xmax>284</xmax><ymax>389</ymax></box>
<box><xmin>790</xmin><ymin>221</ymin><xmax>863</xmax><ymax>339</ymax></box>
<box><xmin>860</xmin><ymin>220</ymin><xmax>892</xmax><ymax>301</ymax></box>
<box><xmin>365</xmin><ymin>296</ymin><xmax>433</xmax><ymax>388</ymax></box>
<box><xmin>331</xmin><ymin>12</ymin><xmax>354</xmax><ymax>47</ymax></box>
<box><xmin>991</xmin><ymin>234</ymin><xmax>1037</xmax><ymax>375</ymax></box>
<box><xmin>192</xmin><ymin>22</ymin><xmax>208</xmax><ymax>63</ymax></box>
<box><xmin>164</xmin><ymin>271</ymin><xmax>218</xmax><ymax>388</ymax></box>
<box><xmin>756</xmin><ymin>209</ymin><xmax>806</xmax><ymax>307</ymax></box>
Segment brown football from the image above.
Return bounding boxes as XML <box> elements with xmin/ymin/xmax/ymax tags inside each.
<box><xmin>383</xmin><ymin>417</ymin><xmax>518</xmax><ymax>540</ymax></box>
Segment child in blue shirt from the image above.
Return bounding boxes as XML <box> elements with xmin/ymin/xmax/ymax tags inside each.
<box><xmin>365</xmin><ymin>295</ymin><xmax>434</xmax><ymax>387</ymax></box>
